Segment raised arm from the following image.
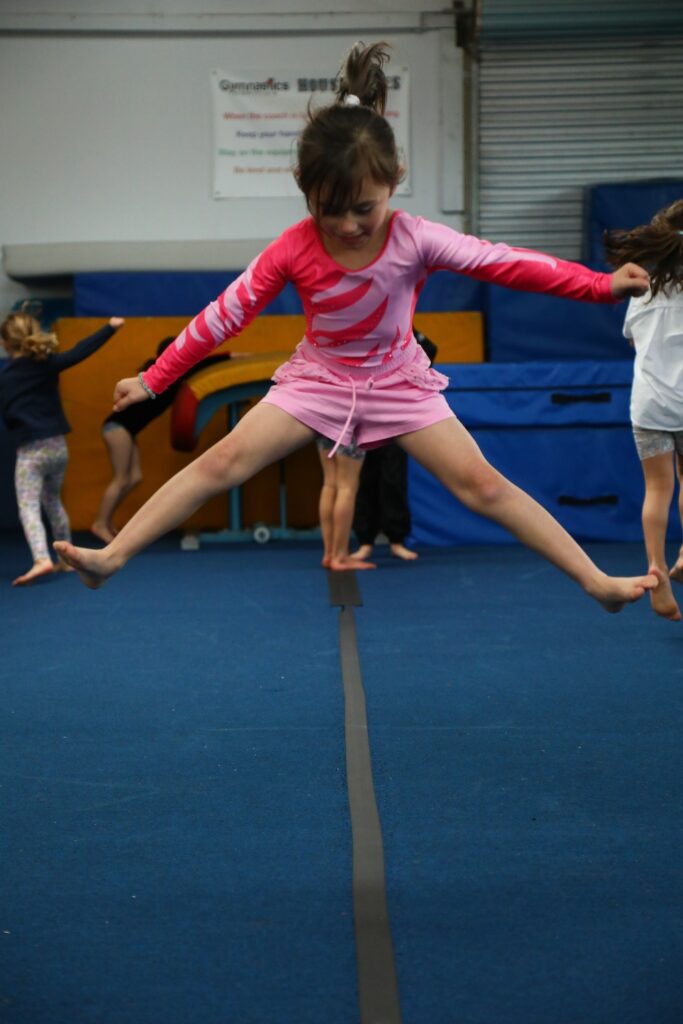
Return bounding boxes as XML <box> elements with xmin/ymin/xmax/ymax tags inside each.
<box><xmin>52</xmin><ymin>317</ymin><xmax>124</xmax><ymax>372</ymax></box>
<box><xmin>415</xmin><ymin>219</ymin><xmax>648</xmax><ymax>303</ymax></box>
<box><xmin>113</xmin><ymin>239</ymin><xmax>290</xmax><ymax>412</ymax></box>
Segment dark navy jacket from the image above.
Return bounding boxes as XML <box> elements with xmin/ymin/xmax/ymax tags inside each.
<box><xmin>0</xmin><ymin>325</ymin><xmax>116</xmax><ymax>446</ymax></box>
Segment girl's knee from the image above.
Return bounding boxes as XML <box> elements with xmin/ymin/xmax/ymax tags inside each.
<box><xmin>452</xmin><ymin>462</ymin><xmax>508</xmax><ymax>509</ymax></box>
<box><xmin>201</xmin><ymin>440</ymin><xmax>244</xmax><ymax>483</ymax></box>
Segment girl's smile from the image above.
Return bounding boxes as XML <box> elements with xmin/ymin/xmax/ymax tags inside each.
<box><xmin>312</xmin><ymin>180</ymin><xmax>393</xmax><ymax>259</ymax></box>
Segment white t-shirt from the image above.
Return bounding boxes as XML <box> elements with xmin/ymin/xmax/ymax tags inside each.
<box><xmin>623</xmin><ymin>285</ymin><xmax>683</xmax><ymax>430</ymax></box>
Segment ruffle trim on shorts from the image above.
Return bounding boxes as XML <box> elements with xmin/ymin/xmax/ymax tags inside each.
<box><xmin>271</xmin><ymin>343</ymin><xmax>448</xmax><ymax>394</ymax></box>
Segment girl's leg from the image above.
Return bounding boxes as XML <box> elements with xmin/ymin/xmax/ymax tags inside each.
<box><xmin>328</xmin><ymin>453</ymin><xmax>374</xmax><ymax>571</ymax></box>
<box><xmin>13</xmin><ymin>442</ymin><xmax>54</xmax><ymax>585</ymax></box>
<box><xmin>55</xmin><ymin>403</ymin><xmax>316</xmax><ymax>589</ymax></box>
<box><xmin>397</xmin><ymin>418</ymin><xmax>657</xmax><ymax>612</ymax></box>
<box><xmin>91</xmin><ymin>427</ymin><xmax>138</xmax><ymax>542</ymax></box>
<box><xmin>40</xmin><ymin>436</ymin><xmax>71</xmax><ymax>569</ymax></box>
<box><xmin>640</xmin><ymin>451</ymin><xmax>681</xmax><ymax>619</ymax></box>
<box><xmin>317</xmin><ymin>445</ymin><xmax>337</xmax><ymax>568</ymax></box>
<box><xmin>669</xmin><ymin>451</ymin><xmax>683</xmax><ymax>582</ymax></box>
<box><xmin>379</xmin><ymin>444</ymin><xmax>418</xmax><ymax>561</ymax></box>
<box><xmin>351</xmin><ymin>449</ymin><xmax>381</xmax><ymax>559</ymax></box>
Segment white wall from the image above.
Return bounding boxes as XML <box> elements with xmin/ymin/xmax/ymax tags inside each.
<box><xmin>0</xmin><ymin>3</ymin><xmax>465</xmax><ymax>312</ymax></box>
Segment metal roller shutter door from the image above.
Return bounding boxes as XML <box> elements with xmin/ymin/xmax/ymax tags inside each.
<box><xmin>476</xmin><ymin>35</ymin><xmax>683</xmax><ymax>257</ymax></box>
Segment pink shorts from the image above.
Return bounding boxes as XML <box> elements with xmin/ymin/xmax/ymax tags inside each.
<box><xmin>261</xmin><ymin>343</ymin><xmax>455</xmax><ymax>452</ymax></box>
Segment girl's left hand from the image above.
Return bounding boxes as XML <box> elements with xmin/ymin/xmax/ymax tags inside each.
<box><xmin>611</xmin><ymin>263</ymin><xmax>649</xmax><ymax>299</ymax></box>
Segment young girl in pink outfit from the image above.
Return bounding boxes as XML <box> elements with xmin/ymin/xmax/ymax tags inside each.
<box><xmin>56</xmin><ymin>42</ymin><xmax>660</xmax><ymax>612</ymax></box>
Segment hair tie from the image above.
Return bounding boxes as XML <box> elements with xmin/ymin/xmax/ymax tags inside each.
<box><xmin>343</xmin><ymin>94</ymin><xmax>361</xmax><ymax>107</ymax></box>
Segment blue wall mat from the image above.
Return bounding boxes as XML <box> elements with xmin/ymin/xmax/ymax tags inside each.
<box><xmin>408</xmin><ymin>360</ymin><xmax>679</xmax><ymax>546</ymax></box>
<box><xmin>416</xmin><ymin>270</ymin><xmax>486</xmax><ymax>312</ymax></box>
<box><xmin>484</xmin><ymin>281</ymin><xmax>630</xmax><ymax>362</ymax></box>
<box><xmin>75</xmin><ymin>268</ymin><xmax>486</xmax><ymax>318</ymax></box>
<box><xmin>74</xmin><ymin>271</ymin><xmax>304</xmax><ymax>317</ymax></box>
<box><xmin>584</xmin><ymin>179</ymin><xmax>683</xmax><ymax>267</ymax></box>
<box><xmin>9</xmin><ymin>297</ymin><xmax>74</xmax><ymax>328</ymax></box>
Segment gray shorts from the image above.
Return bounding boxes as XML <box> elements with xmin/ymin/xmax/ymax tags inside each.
<box><xmin>316</xmin><ymin>433</ymin><xmax>365</xmax><ymax>461</ymax></box>
<box><xmin>632</xmin><ymin>426</ymin><xmax>683</xmax><ymax>461</ymax></box>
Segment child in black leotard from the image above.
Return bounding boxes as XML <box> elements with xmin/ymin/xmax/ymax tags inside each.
<box><xmin>91</xmin><ymin>338</ymin><xmax>232</xmax><ymax>542</ymax></box>
<box><xmin>92</xmin><ymin>338</ymin><xmax>174</xmax><ymax>542</ymax></box>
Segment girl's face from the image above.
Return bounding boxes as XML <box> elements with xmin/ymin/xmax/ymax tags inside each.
<box><xmin>312</xmin><ymin>179</ymin><xmax>393</xmax><ymax>255</ymax></box>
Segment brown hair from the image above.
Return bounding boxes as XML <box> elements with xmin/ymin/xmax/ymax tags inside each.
<box><xmin>0</xmin><ymin>309</ymin><xmax>58</xmax><ymax>360</ymax></box>
<box><xmin>296</xmin><ymin>42</ymin><xmax>404</xmax><ymax>216</ymax></box>
<box><xmin>604</xmin><ymin>198</ymin><xmax>683</xmax><ymax>298</ymax></box>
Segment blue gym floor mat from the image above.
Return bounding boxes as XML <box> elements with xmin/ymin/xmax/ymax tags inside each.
<box><xmin>1</xmin><ymin>539</ymin><xmax>357</xmax><ymax>1024</ymax></box>
<box><xmin>355</xmin><ymin>543</ymin><xmax>683</xmax><ymax>1024</ymax></box>
<box><xmin>2</xmin><ymin>536</ymin><xmax>683</xmax><ymax>1023</ymax></box>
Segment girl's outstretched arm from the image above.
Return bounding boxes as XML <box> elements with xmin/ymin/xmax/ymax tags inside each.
<box><xmin>415</xmin><ymin>218</ymin><xmax>647</xmax><ymax>304</ymax></box>
<box><xmin>52</xmin><ymin>316</ymin><xmax>124</xmax><ymax>372</ymax></box>
<box><xmin>137</xmin><ymin>238</ymin><xmax>292</xmax><ymax>400</ymax></box>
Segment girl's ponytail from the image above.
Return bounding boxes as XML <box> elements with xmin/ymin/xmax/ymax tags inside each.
<box><xmin>336</xmin><ymin>42</ymin><xmax>390</xmax><ymax>116</ymax></box>
<box><xmin>0</xmin><ymin>308</ymin><xmax>58</xmax><ymax>360</ymax></box>
<box><xmin>296</xmin><ymin>41</ymin><xmax>403</xmax><ymax>215</ymax></box>
<box><xmin>604</xmin><ymin>198</ymin><xmax>683</xmax><ymax>298</ymax></box>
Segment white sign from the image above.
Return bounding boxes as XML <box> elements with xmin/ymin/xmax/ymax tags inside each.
<box><xmin>211</xmin><ymin>68</ymin><xmax>411</xmax><ymax>199</ymax></box>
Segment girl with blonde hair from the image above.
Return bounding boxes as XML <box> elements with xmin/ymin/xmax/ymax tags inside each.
<box><xmin>0</xmin><ymin>308</ymin><xmax>123</xmax><ymax>584</ymax></box>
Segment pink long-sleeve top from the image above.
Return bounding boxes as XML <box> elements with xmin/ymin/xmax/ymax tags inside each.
<box><xmin>143</xmin><ymin>211</ymin><xmax>615</xmax><ymax>394</ymax></box>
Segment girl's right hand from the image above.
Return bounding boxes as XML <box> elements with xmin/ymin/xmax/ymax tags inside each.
<box><xmin>109</xmin><ymin>316</ymin><xmax>125</xmax><ymax>329</ymax></box>
<box><xmin>610</xmin><ymin>263</ymin><xmax>649</xmax><ymax>299</ymax></box>
<box><xmin>113</xmin><ymin>376</ymin><xmax>147</xmax><ymax>411</ymax></box>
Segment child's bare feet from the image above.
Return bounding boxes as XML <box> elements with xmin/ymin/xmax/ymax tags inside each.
<box><xmin>12</xmin><ymin>558</ymin><xmax>54</xmax><ymax>587</ymax></box>
<box><xmin>649</xmin><ymin>565</ymin><xmax>682</xmax><ymax>621</ymax></box>
<box><xmin>585</xmin><ymin>569</ymin><xmax>658</xmax><ymax>613</ymax></box>
<box><xmin>53</xmin><ymin>541</ymin><xmax>117</xmax><ymax>590</ymax></box>
<box><xmin>329</xmin><ymin>555</ymin><xmax>376</xmax><ymax>571</ymax></box>
<box><xmin>90</xmin><ymin>520</ymin><xmax>116</xmax><ymax>544</ymax></box>
<box><xmin>350</xmin><ymin>544</ymin><xmax>374</xmax><ymax>561</ymax></box>
<box><xmin>390</xmin><ymin>542</ymin><xmax>418</xmax><ymax>561</ymax></box>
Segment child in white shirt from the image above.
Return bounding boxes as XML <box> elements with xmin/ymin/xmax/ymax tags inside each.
<box><xmin>606</xmin><ymin>199</ymin><xmax>683</xmax><ymax>620</ymax></box>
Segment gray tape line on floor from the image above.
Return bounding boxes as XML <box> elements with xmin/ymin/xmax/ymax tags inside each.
<box><xmin>329</xmin><ymin>571</ymin><xmax>402</xmax><ymax>1024</ymax></box>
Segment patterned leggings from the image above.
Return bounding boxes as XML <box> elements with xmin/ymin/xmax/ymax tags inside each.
<box><xmin>15</xmin><ymin>435</ymin><xmax>71</xmax><ymax>562</ymax></box>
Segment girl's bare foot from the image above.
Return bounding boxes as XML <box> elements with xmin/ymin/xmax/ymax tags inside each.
<box><xmin>649</xmin><ymin>566</ymin><xmax>682</xmax><ymax>621</ymax></box>
<box><xmin>669</xmin><ymin>557</ymin><xmax>683</xmax><ymax>583</ymax></box>
<box><xmin>322</xmin><ymin>553</ymin><xmax>332</xmax><ymax>568</ymax></box>
<box><xmin>90</xmin><ymin>520</ymin><xmax>116</xmax><ymax>544</ymax></box>
<box><xmin>390</xmin><ymin>542</ymin><xmax>418</xmax><ymax>561</ymax></box>
<box><xmin>329</xmin><ymin>555</ymin><xmax>376</xmax><ymax>571</ymax></box>
<box><xmin>53</xmin><ymin>541</ymin><xmax>117</xmax><ymax>590</ymax></box>
<box><xmin>55</xmin><ymin>556</ymin><xmax>75</xmax><ymax>573</ymax></box>
<box><xmin>585</xmin><ymin>569</ymin><xmax>659</xmax><ymax>613</ymax></box>
<box><xmin>350</xmin><ymin>545</ymin><xmax>374</xmax><ymax>561</ymax></box>
<box><xmin>12</xmin><ymin>559</ymin><xmax>54</xmax><ymax>587</ymax></box>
